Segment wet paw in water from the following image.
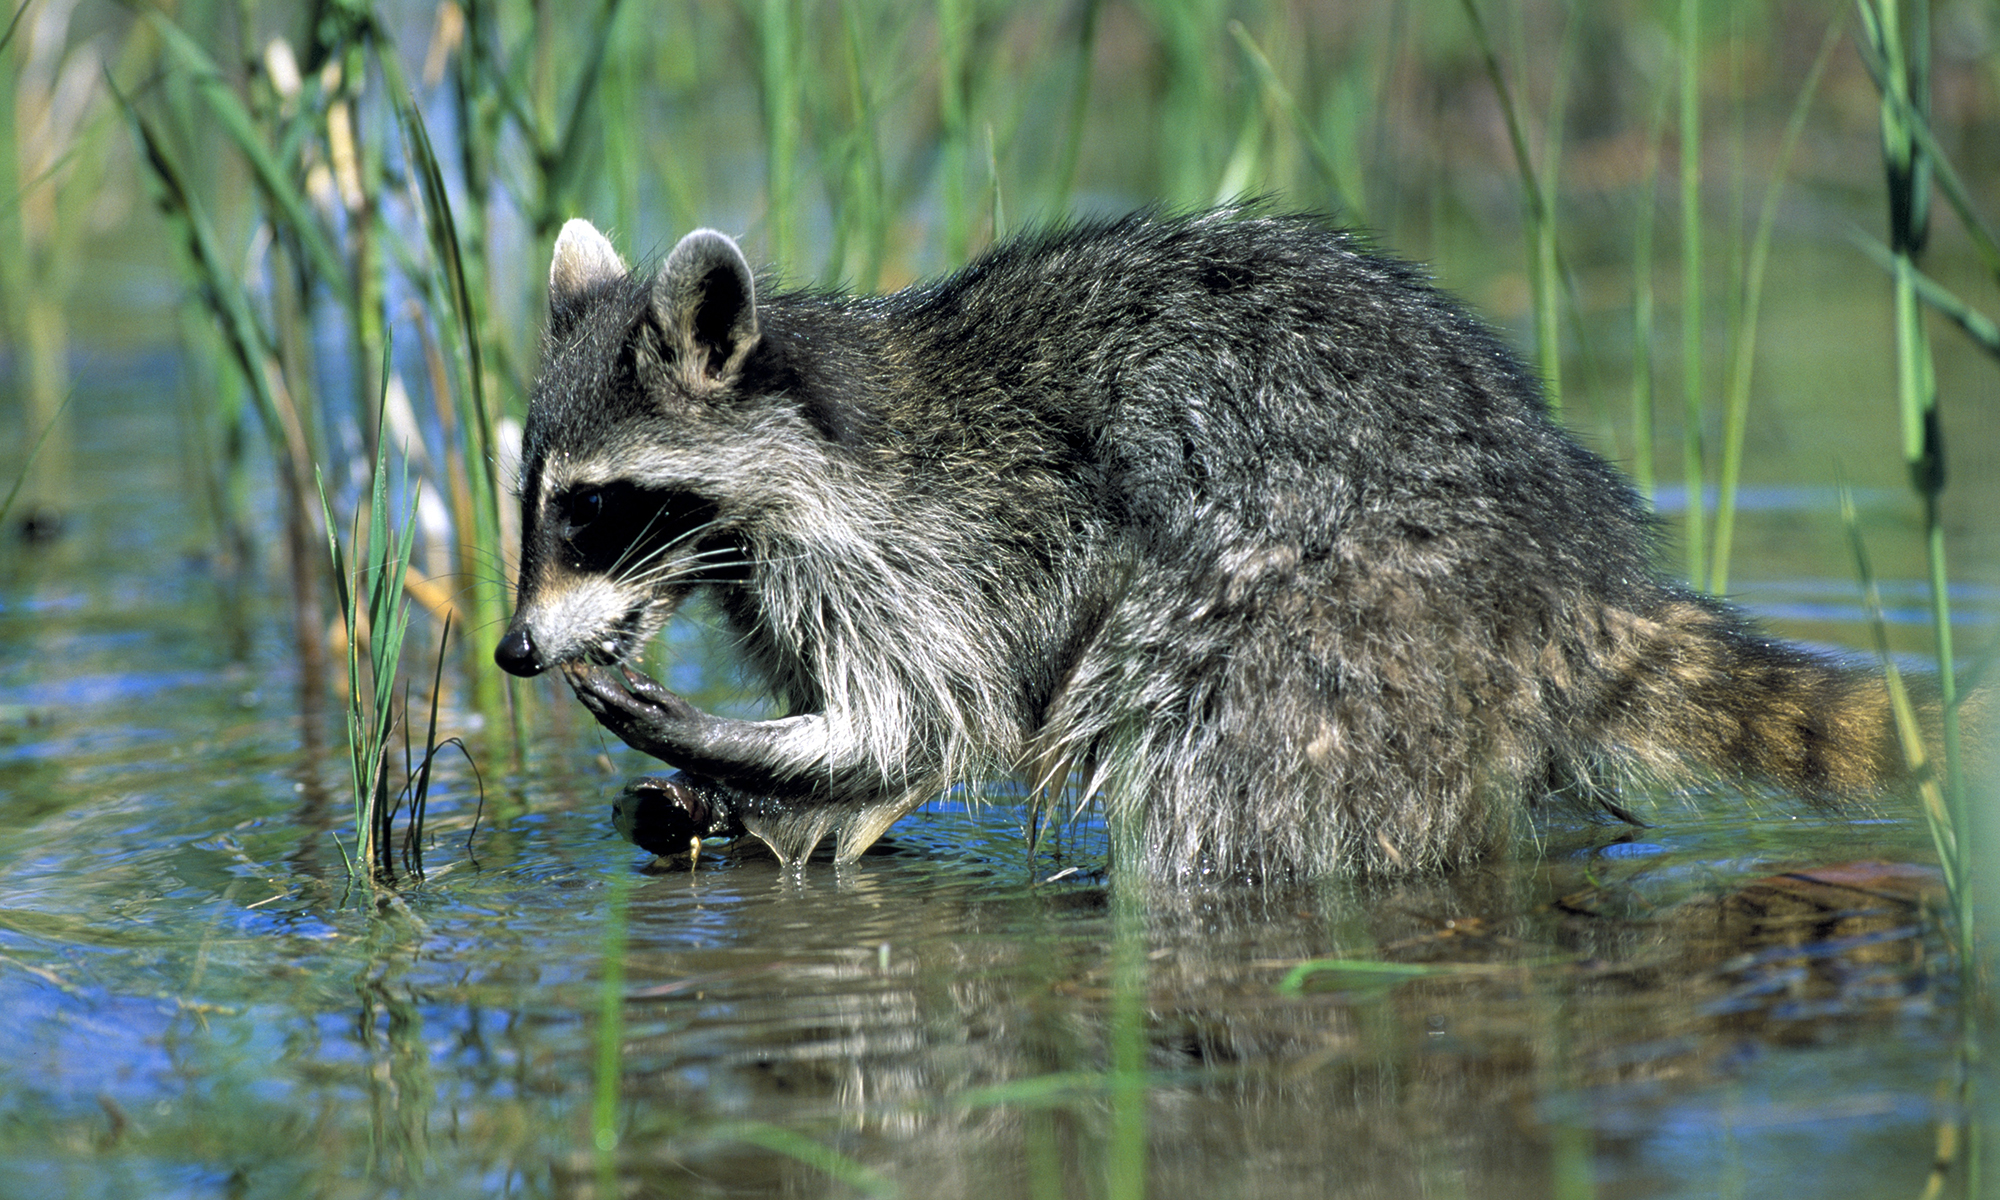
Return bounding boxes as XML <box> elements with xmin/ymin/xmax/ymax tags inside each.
<box><xmin>612</xmin><ymin>773</ymin><xmax>747</xmax><ymax>858</ymax></box>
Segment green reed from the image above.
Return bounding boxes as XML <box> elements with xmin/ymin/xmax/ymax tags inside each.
<box><xmin>318</xmin><ymin>406</ymin><xmax>417</xmax><ymax>879</ymax></box>
<box><xmin>0</xmin><ymin>0</ymin><xmax>135</xmax><ymax>535</ymax></box>
<box><xmin>1852</xmin><ymin>0</ymin><xmax>2000</xmax><ymax>1193</ymax></box>
<box><xmin>1705</xmin><ymin>21</ymin><xmax>1840</xmax><ymax>595</ymax></box>
<box><xmin>1676</xmin><ymin>0</ymin><xmax>1708</xmax><ymax>587</ymax></box>
<box><xmin>1458</xmin><ymin>0</ymin><xmax>1565</xmax><ymax>412</ymax></box>
<box><xmin>591</xmin><ymin>863</ymin><xmax>631</xmax><ymax>1191</ymax></box>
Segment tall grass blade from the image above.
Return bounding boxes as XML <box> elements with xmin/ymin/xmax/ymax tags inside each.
<box><xmin>546</xmin><ymin>0</ymin><xmax>630</xmax><ymax>233</ymax></box>
<box><xmin>120</xmin><ymin>82</ymin><xmax>333</xmax><ymax>725</ymax></box>
<box><xmin>1456</xmin><ymin>0</ymin><xmax>1562</xmax><ymax>411</ymax></box>
<box><xmin>755</xmin><ymin>0</ymin><xmax>804</xmax><ymax>267</ymax></box>
<box><xmin>1228</xmin><ymin>21</ymin><xmax>1362</xmax><ymax>223</ymax></box>
<box><xmin>1839</xmin><ymin>486</ymin><xmax>1956</xmax><ymax>898</ymax></box>
<box><xmin>1707</xmin><ymin>20</ymin><xmax>1841</xmax><ymax>594</ymax></box>
<box><xmin>0</xmin><ymin>0</ymin><xmax>29</xmax><ymax>56</ymax></box>
<box><xmin>1679</xmin><ymin>0</ymin><xmax>1707</xmax><ymax>586</ymax></box>
<box><xmin>723</xmin><ymin>1122</ymin><xmax>899</xmax><ymax>1197</ymax></box>
<box><xmin>0</xmin><ymin>386</ymin><xmax>74</xmax><ymax>527</ymax></box>
<box><xmin>1050</xmin><ymin>0</ymin><xmax>1104</xmax><ymax>214</ymax></box>
<box><xmin>592</xmin><ymin>864</ymin><xmax>631</xmax><ymax>1189</ymax></box>
<box><xmin>1630</xmin><ymin>81</ymin><xmax>1672</xmax><ymax>500</ymax></box>
<box><xmin>392</xmin><ymin>86</ymin><xmax>511</xmax><ymax>721</ymax></box>
<box><xmin>403</xmin><ymin>612</ymin><xmax>454</xmax><ymax>875</ymax></box>
<box><xmin>832</xmin><ymin>0</ymin><xmax>890</xmax><ymax>289</ymax></box>
<box><xmin>144</xmin><ymin>12</ymin><xmax>354</xmax><ymax>311</ymax></box>
<box><xmin>1856</xmin><ymin>6</ymin><xmax>1975</xmax><ymax>1194</ymax></box>
<box><xmin>936</xmin><ymin>0</ymin><xmax>972</xmax><ymax>258</ymax></box>
<box><xmin>1852</xmin><ymin>26</ymin><xmax>2000</xmax><ymax>281</ymax></box>
<box><xmin>1107</xmin><ymin>880</ymin><xmax>1148</xmax><ymax>1200</ymax></box>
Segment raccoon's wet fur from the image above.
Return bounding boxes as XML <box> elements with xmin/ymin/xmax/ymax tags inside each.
<box><xmin>496</xmin><ymin>207</ymin><xmax>1929</xmax><ymax>880</ymax></box>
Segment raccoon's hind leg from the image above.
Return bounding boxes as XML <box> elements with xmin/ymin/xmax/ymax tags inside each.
<box><xmin>1035</xmin><ymin>566</ymin><xmax>1530</xmax><ymax>880</ymax></box>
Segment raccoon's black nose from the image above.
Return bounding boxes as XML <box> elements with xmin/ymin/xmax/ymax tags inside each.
<box><xmin>495</xmin><ymin>627</ymin><xmax>545</xmax><ymax>677</ymax></box>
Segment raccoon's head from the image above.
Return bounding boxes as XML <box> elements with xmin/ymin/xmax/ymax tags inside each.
<box><xmin>494</xmin><ymin>221</ymin><xmax>765</xmax><ymax>678</ymax></box>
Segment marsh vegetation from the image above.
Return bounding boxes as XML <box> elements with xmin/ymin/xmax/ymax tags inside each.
<box><xmin>0</xmin><ymin>0</ymin><xmax>1995</xmax><ymax>1195</ymax></box>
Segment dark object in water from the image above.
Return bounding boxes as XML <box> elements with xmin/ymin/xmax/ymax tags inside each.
<box><xmin>15</xmin><ymin>504</ymin><xmax>64</xmax><ymax>546</ymax></box>
<box><xmin>612</xmin><ymin>773</ymin><xmax>746</xmax><ymax>858</ymax></box>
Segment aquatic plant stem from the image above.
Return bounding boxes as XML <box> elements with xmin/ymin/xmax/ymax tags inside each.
<box><xmin>1107</xmin><ymin>878</ymin><xmax>1148</xmax><ymax>1200</ymax></box>
<box><xmin>1706</xmin><ymin>20</ymin><xmax>1840</xmax><ymax>594</ymax></box>
<box><xmin>1629</xmin><ymin>83</ymin><xmax>1669</xmax><ymax>500</ymax></box>
<box><xmin>1679</xmin><ymin>0</ymin><xmax>1707</xmax><ymax>587</ymax></box>
<box><xmin>592</xmin><ymin>864</ymin><xmax>631</xmax><ymax>1187</ymax></box>
<box><xmin>1856</xmin><ymin>6</ymin><xmax>1975</xmax><ymax>1197</ymax></box>
<box><xmin>1458</xmin><ymin>0</ymin><xmax>1562</xmax><ymax>412</ymax></box>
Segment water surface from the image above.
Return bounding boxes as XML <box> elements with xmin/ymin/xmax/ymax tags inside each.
<box><xmin>0</xmin><ymin>354</ymin><xmax>1974</xmax><ymax>1199</ymax></box>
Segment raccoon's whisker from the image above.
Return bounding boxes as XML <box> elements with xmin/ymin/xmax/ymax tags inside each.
<box><xmin>605</xmin><ymin>513</ymin><xmax>732</xmax><ymax>580</ymax></box>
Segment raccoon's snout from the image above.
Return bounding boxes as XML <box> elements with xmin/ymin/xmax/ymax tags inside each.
<box><xmin>495</xmin><ymin>626</ymin><xmax>544</xmax><ymax>677</ymax></box>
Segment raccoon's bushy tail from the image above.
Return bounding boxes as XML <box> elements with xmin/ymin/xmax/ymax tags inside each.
<box><xmin>1589</xmin><ymin>596</ymin><xmax>1939</xmax><ymax>801</ymax></box>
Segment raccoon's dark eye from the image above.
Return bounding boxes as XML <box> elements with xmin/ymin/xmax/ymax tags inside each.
<box><xmin>560</xmin><ymin>487</ymin><xmax>605</xmax><ymax>537</ymax></box>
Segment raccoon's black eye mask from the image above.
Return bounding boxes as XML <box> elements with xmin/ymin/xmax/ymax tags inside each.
<box><xmin>553</xmin><ymin>481</ymin><xmax>728</xmax><ymax>581</ymax></box>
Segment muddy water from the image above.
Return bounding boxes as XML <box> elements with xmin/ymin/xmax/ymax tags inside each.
<box><xmin>0</xmin><ymin>355</ymin><xmax>1981</xmax><ymax>1198</ymax></box>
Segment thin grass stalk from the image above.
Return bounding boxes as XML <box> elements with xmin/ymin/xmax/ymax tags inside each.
<box><xmin>1858</xmin><ymin>0</ymin><xmax>1964</xmax><ymax>866</ymax></box>
<box><xmin>0</xmin><ymin>1</ymin><xmax>99</xmax><ymax>531</ymax></box>
<box><xmin>321</xmin><ymin>370</ymin><xmax>423</xmax><ymax>880</ymax></box>
<box><xmin>831</xmin><ymin>0</ymin><xmax>891</xmax><ymax>289</ymax></box>
<box><xmin>1706</xmin><ymin>20</ymin><xmax>1841</xmax><ymax>595</ymax></box>
<box><xmin>540</xmin><ymin>0</ymin><xmax>628</xmax><ymax>247</ymax></box>
<box><xmin>1228</xmin><ymin>21</ymin><xmax>1363</xmax><ymax>223</ymax></box>
<box><xmin>759</xmin><ymin>0</ymin><xmax>802</xmax><ymax>266</ymax></box>
<box><xmin>323</xmin><ymin>11</ymin><xmax>392</xmax><ymax>470</ymax></box>
<box><xmin>1106</xmin><ymin>879</ymin><xmax>1148</xmax><ymax>1200</ymax></box>
<box><xmin>402</xmin><ymin>612</ymin><xmax>454</xmax><ymax>875</ymax></box>
<box><xmin>145</xmin><ymin>13</ymin><xmax>355</xmax><ymax>312</ymax></box>
<box><xmin>1630</xmin><ymin>81</ymin><xmax>1671</xmax><ymax>499</ymax></box>
<box><xmin>1857</xmin><ymin>7</ymin><xmax>1975</xmax><ymax>1196</ymax></box>
<box><xmin>1853</xmin><ymin>239</ymin><xmax>2000</xmax><ymax>363</ymax></box>
<box><xmin>1871</xmin><ymin>90</ymin><xmax>1999</xmax><ymax>280</ymax></box>
<box><xmin>936</xmin><ymin>0</ymin><xmax>972</xmax><ymax>258</ymax></box>
<box><xmin>0</xmin><ymin>388</ymin><xmax>74</xmax><ymax>527</ymax></box>
<box><xmin>592</xmin><ymin>864</ymin><xmax>631</xmax><ymax>1188</ymax></box>
<box><xmin>391</xmin><ymin>85</ymin><xmax>509</xmax><ymax>722</ymax></box>
<box><xmin>1679</xmin><ymin>0</ymin><xmax>1707</xmax><ymax>586</ymax></box>
<box><xmin>1211</xmin><ymin>84</ymin><xmax>1266</xmax><ymax>206</ymax></box>
<box><xmin>1457</xmin><ymin>0</ymin><xmax>1562</xmax><ymax>411</ymax></box>
<box><xmin>1841</xmin><ymin>487</ymin><xmax>1957</xmax><ymax>897</ymax></box>
<box><xmin>317</xmin><ymin>467</ymin><xmax>360</xmax><ymax>877</ymax></box>
<box><xmin>1050</xmin><ymin>0</ymin><xmax>1103</xmax><ymax>215</ymax></box>
<box><xmin>121</xmin><ymin>84</ymin><xmax>332</xmax><ymax>740</ymax></box>
<box><xmin>1840</xmin><ymin>493</ymin><xmax>1976</xmax><ymax>1200</ymax></box>
<box><xmin>450</xmin><ymin>0</ymin><xmax>504</xmax><ymax>396</ymax></box>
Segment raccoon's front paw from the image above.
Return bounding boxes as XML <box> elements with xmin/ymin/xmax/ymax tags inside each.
<box><xmin>562</xmin><ymin>662</ymin><xmax>702</xmax><ymax>761</ymax></box>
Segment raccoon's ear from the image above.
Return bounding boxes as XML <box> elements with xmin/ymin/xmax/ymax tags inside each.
<box><xmin>549</xmin><ymin>219</ymin><xmax>627</xmax><ymax>339</ymax></box>
<box><xmin>653</xmin><ymin>228</ymin><xmax>761</xmax><ymax>391</ymax></box>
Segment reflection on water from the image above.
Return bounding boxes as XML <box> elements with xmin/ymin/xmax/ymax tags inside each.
<box><xmin>0</xmin><ymin>768</ymin><xmax>1955</xmax><ymax>1199</ymax></box>
<box><xmin>0</xmin><ymin>362</ymin><xmax>1978</xmax><ymax>1198</ymax></box>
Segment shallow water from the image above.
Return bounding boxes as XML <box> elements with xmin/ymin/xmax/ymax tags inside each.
<box><xmin>0</xmin><ymin>357</ymin><xmax>1981</xmax><ymax>1199</ymax></box>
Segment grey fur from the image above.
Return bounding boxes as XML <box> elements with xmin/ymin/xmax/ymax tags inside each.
<box><xmin>497</xmin><ymin>207</ymin><xmax>1905</xmax><ymax>880</ymax></box>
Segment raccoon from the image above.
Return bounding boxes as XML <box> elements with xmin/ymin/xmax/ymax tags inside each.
<box><xmin>495</xmin><ymin>207</ymin><xmax>1929</xmax><ymax>880</ymax></box>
